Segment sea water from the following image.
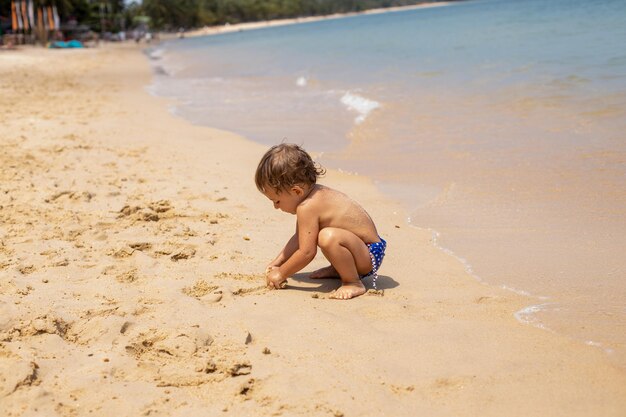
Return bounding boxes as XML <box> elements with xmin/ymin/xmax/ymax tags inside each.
<box><xmin>148</xmin><ymin>0</ymin><xmax>626</xmax><ymax>367</ymax></box>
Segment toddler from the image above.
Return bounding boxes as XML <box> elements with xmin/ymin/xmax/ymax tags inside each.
<box><xmin>255</xmin><ymin>143</ymin><xmax>386</xmax><ymax>299</ymax></box>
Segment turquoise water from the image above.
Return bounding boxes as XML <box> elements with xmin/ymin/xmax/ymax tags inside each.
<box><xmin>151</xmin><ymin>0</ymin><xmax>626</xmax><ymax>136</ymax></box>
<box><xmin>149</xmin><ymin>0</ymin><xmax>626</xmax><ymax>366</ymax></box>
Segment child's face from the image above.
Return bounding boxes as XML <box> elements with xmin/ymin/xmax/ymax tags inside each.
<box><xmin>262</xmin><ymin>186</ymin><xmax>304</xmax><ymax>215</ymax></box>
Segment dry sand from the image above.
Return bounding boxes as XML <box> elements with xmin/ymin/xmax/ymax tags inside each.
<box><xmin>1</xmin><ymin>44</ymin><xmax>625</xmax><ymax>417</ymax></box>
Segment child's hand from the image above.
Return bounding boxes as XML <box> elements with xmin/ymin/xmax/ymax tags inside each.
<box><xmin>266</xmin><ymin>266</ymin><xmax>287</xmax><ymax>289</ymax></box>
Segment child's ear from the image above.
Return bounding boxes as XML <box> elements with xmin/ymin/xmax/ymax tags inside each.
<box><xmin>291</xmin><ymin>185</ymin><xmax>304</xmax><ymax>196</ymax></box>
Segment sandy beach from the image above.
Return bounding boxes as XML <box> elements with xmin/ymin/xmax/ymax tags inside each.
<box><xmin>1</xmin><ymin>44</ymin><xmax>626</xmax><ymax>417</ymax></box>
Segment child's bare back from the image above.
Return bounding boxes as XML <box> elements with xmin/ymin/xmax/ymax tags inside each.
<box><xmin>302</xmin><ymin>185</ymin><xmax>380</xmax><ymax>245</ymax></box>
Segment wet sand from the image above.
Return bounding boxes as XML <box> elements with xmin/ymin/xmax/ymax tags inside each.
<box><xmin>321</xmin><ymin>88</ymin><xmax>626</xmax><ymax>367</ymax></box>
<box><xmin>1</xmin><ymin>44</ymin><xmax>625</xmax><ymax>416</ymax></box>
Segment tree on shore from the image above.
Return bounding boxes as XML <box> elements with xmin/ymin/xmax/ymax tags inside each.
<box><xmin>0</xmin><ymin>0</ymin><xmax>125</xmax><ymax>33</ymax></box>
<box><xmin>1</xmin><ymin>0</ymin><xmax>447</xmax><ymax>34</ymax></box>
<box><xmin>137</xmin><ymin>0</ymin><xmax>445</xmax><ymax>30</ymax></box>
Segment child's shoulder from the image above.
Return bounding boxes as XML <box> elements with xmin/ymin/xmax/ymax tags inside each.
<box><xmin>310</xmin><ymin>184</ymin><xmax>341</xmax><ymax>201</ymax></box>
<box><xmin>298</xmin><ymin>185</ymin><xmax>334</xmax><ymax>212</ymax></box>
<box><xmin>307</xmin><ymin>185</ymin><xmax>353</xmax><ymax>210</ymax></box>
<box><xmin>314</xmin><ymin>184</ymin><xmax>341</xmax><ymax>195</ymax></box>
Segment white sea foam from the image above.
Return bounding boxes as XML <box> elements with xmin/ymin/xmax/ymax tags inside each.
<box><xmin>146</xmin><ymin>47</ymin><xmax>187</xmax><ymax>77</ymax></box>
<box><xmin>585</xmin><ymin>340</ymin><xmax>614</xmax><ymax>354</ymax></box>
<box><xmin>415</xmin><ymin>225</ymin><xmax>485</xmax><ymax>285</ymax></box>
<box><xmin>408</xmin><ymin>219</ymin><xmax>620</xmax><ymax>358</ymax></box>
<box><xmin>514</xmin><ymin>303</ymin><xmax>556</xmax><ymax>331</ymax></box>
<box><xmin>296</xmin><ymin>76</ymin><xmax>307</xmax><ymax>87</ymax></box>
<box><xmin>502</xmin><ymin>285</ymin><xmax>531</xmax><ymax>297</ymax></box>
<box><xmin>500</xmin><ymin>284</ymin><xmax>549</xmax><ymax>299</ymax></box>
<box><xmin>147</xmin><ymin>47</ymin><xmax>165</xmax><ymax>60</ymax></box>
<box><xmin>408</xmin><ymin>220</ymin><xmax>557</xmax><ymax>333</ymax></box>
<box><xmin>151</xmin><ymin>60</ymin><xmax>185</xmax><ymax>77</ymax></box>
<box><xmin>340</xmin><ymin>92</ymin><xmax>380</xmax><ymax>124</ymax></box>
<box><xmin>145</xmin><ymin>84</ymin><xmax>159</xmax><ymax>97</ymax></box>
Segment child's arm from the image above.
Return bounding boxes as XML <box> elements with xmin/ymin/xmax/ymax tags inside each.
<box><xmin>267</xmin><ymin>229</ymin><xmax>299</xmax><ymax>269</ymax></box>
<box><xmin>267</xmin><ymin>206</ymin><xmax>319</xmax><ymax>288</ymax></box>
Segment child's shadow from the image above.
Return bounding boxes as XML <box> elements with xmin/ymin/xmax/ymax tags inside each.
<box><xmin>288</xmin><ymin>272</ymin><xmax>399</xmax><ymax>293</ymax></box>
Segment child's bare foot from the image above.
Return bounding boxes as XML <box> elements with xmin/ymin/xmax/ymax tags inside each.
<box><xmin>309</xmin><ymin>265</ymin><xmax>339</xmax><ymax>279</ymax></box>
<box><xmin>329</xmin><ymin>282</ymin><xmax>366</xmax><ymax>300</ymax></box>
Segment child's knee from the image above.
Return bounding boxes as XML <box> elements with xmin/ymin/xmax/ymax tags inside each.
<box><xmin>317</xmin><ymin>228</ymin><xmax>338</xmax><ymax>249</ymax></box>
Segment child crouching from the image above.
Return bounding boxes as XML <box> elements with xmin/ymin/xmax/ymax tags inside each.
<box><xmin>255</xmin><ymin>143</ymin><xmax>386</xmax><ymax>300</ymax></box>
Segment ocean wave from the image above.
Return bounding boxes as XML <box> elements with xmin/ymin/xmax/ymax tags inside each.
<box><xmin>152</xmin><ymin>65</ymin><xmax>169</xmax><ymax>76</ymax></box>
<box><xmin>514</xmin><ymin>303</ymin><xmax>556</xmax><ymax>330</ymax></box>
<box><xmin>151</xmin><ymin>60</ymin><xmax>185</xmax><ymax>77</ymax></box>
<box><xmin>146</xmin><ymin>47</ymin><xmax>165</xmax><ymax>60</ymax></box>
<box><xmin>340</xmin><ymin>92</ymin><xmax>380</xmax><ymax>124</ymax></box>
<box><xmin>146</xmin><ymin>47</ymin><xmax>188</xmax><ymax>77</ymax></box>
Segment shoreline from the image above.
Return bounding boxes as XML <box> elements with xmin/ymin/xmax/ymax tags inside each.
<box><xmin>155</xmin><ymin>0</ymin><xmax>626</xmax><ymax>365</ymax></box>
<box><xmin>420</xmin><ymin>223</ymin><xmax>616</xmax><ymax>354</ymax></box>
<box><xmin>1</xmin><ymin>44</ymin><xmax>625</xmax><ymax>416</ymax></box>
<box><xmin>149</xmin><ymin>18</ymin><xmax>626</xmax><ymax>364</ymax></box>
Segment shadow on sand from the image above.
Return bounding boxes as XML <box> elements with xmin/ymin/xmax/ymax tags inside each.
<box><xmin>286</xmin><ymin>272</ymin><xmax>399</xmax><ymax>294</ymax></box>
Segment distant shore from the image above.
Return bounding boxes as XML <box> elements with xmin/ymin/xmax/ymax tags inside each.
<box><xmin>183</xmin><ymin>1</ymin><xmax>454</xmax><ymax>38</ymax></box>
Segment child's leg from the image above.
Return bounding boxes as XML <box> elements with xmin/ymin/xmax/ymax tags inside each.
<box><xmin>309</xmin><ymin>264</ymin><xmax>339</xmax><ymax>279</ymax></box>
<box><xmin>315</xmin><ymin>227</ymin><xmax>372</xmax><ymax>299</ymax></box>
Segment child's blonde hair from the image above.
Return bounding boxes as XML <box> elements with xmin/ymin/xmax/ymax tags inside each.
<box><xmin>255</xmin><ymin>143</ymin><xmax>325</xmax><ymax>193</ymax></box>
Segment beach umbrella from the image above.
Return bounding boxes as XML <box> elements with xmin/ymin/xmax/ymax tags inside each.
<box><xmin>11</xmin><ymin>1</ymin><xmax>18</xmax><ymax>31</ymax></box>
<box><xmin>37</xmin><ymin>6</ymin><xmax>43</xmax><ymax>31</ymax></box>
<box><xmin>21</xmin><ymin>0</ymin><xmax>29</xmax><ymax>31</ymax></box>
<box><xmin>52</xmin><ymin>5</ymin><xmax>59</xmax><ymax>31</ymax></box>
<box><xmin>47</xmin><ymin>6</ymin><xmax>54</xmax><ymax>30</ymax></box>
<box><xmin>42</xmin><ymin>5</ymin><xmax>47</xmax><ymax>30</ymax></box>
<box><xmin>28</xmin><ymin>0</ymin><xmax>34</xmax><ymax>30</ymax></box>
<box><xmin>15</xmin><ymin>0</ymin><xmax>23</xmax><ymax>31</ymax></box>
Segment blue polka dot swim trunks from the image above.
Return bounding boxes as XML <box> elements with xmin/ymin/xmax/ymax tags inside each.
<box><xmin>360</xmin><ymin>237</ymin><xmax>387</xmax><ymax>289</ymax></box>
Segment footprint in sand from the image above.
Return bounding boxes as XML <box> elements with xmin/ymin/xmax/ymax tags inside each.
<box><xmin>150</xmin><ymin>243</ymin><xmax>197</xmax><ymax>261</ymax></box>
<box><xmin>113</xmin><ymin>241</ymin><xmax>196</xmax><ymax>262</ymax></box>
<box><xmin>131</xmin><ymin>297</ymin><xmax>163</xmax><ymax>316</ymax></box>
<box><xmin>3</xmin><ymin>315</ymin><xmax>70</xmax><ymax>342</ymax></box>
<box><xmin>128</xmin><ymin>242</ymin><xmax>152</xmax><ymax>251</ymax></box>
<box><xmin>51</xmin><ymin>258</ymin><xmax>70</xmax><ymax>267</ymax></box>
<box><xmin>124</xmin><ymin>328</ymin><xmax>205</xmax><ymax>361</ymax></box>
<box><xmin>116</xmin><ymin>268</ymin><xmax>140</xmax><ymax>284</ymax></box>
<box><xmin>170</xmin><ymin>246</ymin><xmax>196</xmax><ymax>261</ymax></box>
<box><xmin>182</xmin><ymin>280</ymin><xmax>223</xmax><ymax>303</ymax></box>
<box><xmin>427</xmin><ymin>375</ymin><xmax>476</xmax><ymax>397</ymax></box>
<box><xmin>390</xmin><ymin>383</ymin><xmax>416</xmax><ymax>395</ymax></box>
<box><xmin>231</xmin><ymin>286</ymin><xmax>268</xmax><ymax>297</ymax></box>
<box><xmin>204</xmin><ymin>212</ymin><xmax>229</xmax><ymax>225</ymax></box>
<box><xmin>117</xmin><ymin>200</ymin><xmax>173</xmax><ymax>223</ymax></box>
<box><xmin>45</xmin><ymin>190</ymin><xmax>94</xmax><ymax>203</ymax></box>
<box><xmin>474</xmin><ymin>295</ymin><xmax>505</xmax><ymax>304</ymax></box>
<box><xmin>18</xmin><ymin>265</ymin><xmax>36</xmax><ymax>275</ymax></box>
<box><xmin>148</xmin><ymin>200</ymin><xmax>173</xmax><ymax>213</ymax></box>
<box><xmin>0</xmin><ymin>351</ymin><xmax>39</xmax><ymax>397</ymax></box>
<box><xmin>65</xmin><ymin>311</ymin><xmax>128</xmax><ymax>346</ymax></box>
<box><xmin>172</xmin><ymin>225</ymin><xmax>198</xmax><ymax>237</ymax></box>
<box><xmin>120</xmin><ymin>326</ymin><xmax>254</xmax><ymax>388</ymax></box>
<box><xmin>215</xmin><ymin>272</ymin><xmax>263</xmax><ymax>283</ymax></box>
<box><xmin>107</xmin><ymin>245</ymin><xmax>135</xmax><ymax>259</ymax></box>
<box><xmin>120</xmin><ymin>321</ymin><xmax>132</xmax><ymax>334</ymax></box>
<box><xmin>213</xmin><ymin>272</ymin><xmax>270</xmax><ymax>297</ymax></box>
<box><xmin>237</xmin><ymin>377</ymin><xmax>255</xmax><ymax>396</ymax></box>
